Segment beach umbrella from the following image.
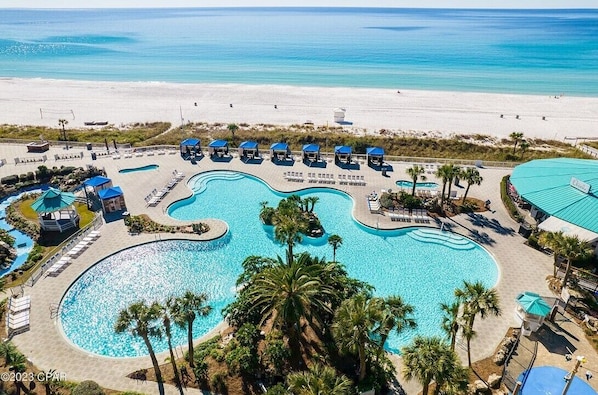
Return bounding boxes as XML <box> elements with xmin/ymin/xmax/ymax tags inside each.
<box><xmin>516</xmin><ymin>292</ymin><xmax>552</xmax><ymax>317</ymax></box>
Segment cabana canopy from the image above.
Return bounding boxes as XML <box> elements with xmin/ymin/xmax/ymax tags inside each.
<box><xmin>31</xmin><ymin>188</ymin><xmax>76</xmax><ymax>214</ymax></box>
<box><xmin>302</xmin><ymin>144</ymin><xmax>320</xmax><ymax>153</ymax></box>
<box><xmin>270</xmin><ymin>142</ymin><xmax>289</xmax><ymax>152</ymax></box>
<box><xmin>239</xmin><ymin>141</ymin><xmax>258</xmax><ymax>150</ymax></box>
<box><xmin>335</xmin><ymin>146</ymin><xmax>352</xmax><ymax>155</ymax></box>
<box><xmin>516</xmin><ymin>292</ymin><xmax>551</xmax><ymax>317</ymax></box>
<box><xmin>208</xmin><ymin>139</ymin><xmax>228</xmax><ymax>148</ymax></box>
<box><xmin>238</xmin><ymin>141</ymin><xmax>259</xmax><ymax>161</ymax></box>
<box><xmin>180</xmin><ymin>138</ymin><xmax>201</xmax><ymax>157</ymax></box>
<box><xmin>366</xmin><ymin>146</ymin><xmax>385</xmax><ymax>157</ymax></box>
<box><xmin>98</xmin><ymin>186</ymin><xmax>124</xmax><ymax>200</ymax></box>
<box><xmin>84</xmin><ymin>176</ymin><xmax>111</xmax><ymax>188</ymax></box>
<box><xmin>208</xmin><ymin>139</ymin><xmax>229</xmax><ymax>158</ymax></box>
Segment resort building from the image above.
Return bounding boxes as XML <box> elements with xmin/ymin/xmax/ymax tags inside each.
<box><xmin>509</xmin><ymin>158</ymin><xmax>598</xmax><ymax>254</ymax></box>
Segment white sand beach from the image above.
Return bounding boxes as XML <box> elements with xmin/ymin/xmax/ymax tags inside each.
<box><xmin>1</xmin><ymin>77</ymin><xmax>598</xmax><ymax>141</ymax></box>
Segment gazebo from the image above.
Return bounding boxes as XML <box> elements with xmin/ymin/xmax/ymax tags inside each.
<box><xmin>302</xmin><ymin>144</ymin><xmax>320</xmax><ymax>164</ymax></box>
<box><xmin>238</xmin><ymin>141</ymin><xmax>259</xmax><ymax>161</ymax></box>
<box><xmin>270</xmin><ymin>142</ymin><xmax>290</xmax><ymax>162</ymax></box>
<box><xmin>366</xmin><ymin>146</ymin><xmax>385</xmax><ymax>168</ymax></box>
<box><xmin>208</xmin><ymin>139</ymin><xmax>230</xmax><ymax>158</ymax></box>
<box><xmin>98</xmin><ymin>186</ymin><xmax>126</xmax><ymax>214</ymax></box>
<box><xmin>179</xmin><ymin>138</ymin><xmax>201</xmax><ymax>159</ymax></box>
<box><xmin>30</xmin><ymin>188</ymin><xmax>79</xmax><ymax>232</ymax></box>
<box><xmin>334</xmin><ymin>145</ymin><xmax>352</xmax><ymax>165</ymax></box>
<box><xmin>515</xmin><ymin>292</ymin><xmax>552</xmax><ymax>336</ymax></box>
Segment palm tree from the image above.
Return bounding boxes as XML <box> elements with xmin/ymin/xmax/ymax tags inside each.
<box><xmin>332</xmin><ymin>293</ymin><xmax>383</xmax><ymax>382</ymax></box>
<box><xmin>402</xmin><ymin>336</ymin><xmax>450</xmax><ymax>395</ymax></box>
<box><xmin>538</xmin><ymin>231</ymin><xmax>564</xmax><ymax>276</ymax></box>
<box><xmin>455</xmin><ymin>281</ymin><xmax>501</xmax><ymax>366</ymax></box>
<box><xmin>445</xmin><ymin>164</ymin><xmax>461</xmax><ymax>204</ymax></box>
<box><xmin>435</xmin><ymin>164</ymin><xmax>453</xmax><ymax>204</ymax></box>
<box><xmin>227</xmin><ymin>123</ymin><xmax>239</xmax><ymax>142</ymax></box>
<box><xmin>373</xmin><ymin>295</ymin><xmax>416</xmax><ymax>364</ymax></box>
<box><xmin>327</xmin><ymin>234</ymin><xmax>343</xmax><ymax>262</ymax></box>
<box><xmin>460</xmin><ymin>167</ymin><xmax>483</xmax><ymax>203</ymax></box>
<box><xmin>273</xmin><ymin>215</ymin><xmax>306</xmax><ymax>264</ymax></box>
<box><xmin>510</xmin><ymin>132</ymin><xmax>524</xmax><ymax>154</ymax></box>
<box><xmin>161</xmin><ymin>298</ymin><xmax>184</xmax><ymax>395</ymax></box>
<box><xmin>519</xmin><ymin>139</ymin><xmax>530</xmax><ymax>159</ymax></box>
<box><xmin>115</xmin><ymin>301</ymin><xmax>165</xmax><ymax>395</ymax></box>
<box><xmin>440</xmin><ymin>301</ymin><xmax>461</xmax><ymax>351</ymax></box>
<box><xmin>250</xmin><ymin>259</ymin><xmax>334</xmax><ymax>352</ymax></box>
<box><xmin>287</xmin><ymin>363</ymin><xmax>353</xmax><ymax>395</ymax></box>
<box><xmin>170</xmin><ymin>291</ymin><xmax>212</xmax><ymax>368</ymax></box>
<box><xmin>58</xmin><ymin>118</ymin><xmax>69</xmax><ymax>149</ymax></box>
<box><xmin>406</xmin><ymin>164</ymin><xmax>427</xmax><ymax>196</ymax></box>
<box><xmin>305</xmin><ymin>196</ymin><xmax>319</xmax><ymax>213</ymax></box>
<box><xmin>559</xmin><ymin>235</ymin><xmax>593</xmax><ymax>287</ymax></box>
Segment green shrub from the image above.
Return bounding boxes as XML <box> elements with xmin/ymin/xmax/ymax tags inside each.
<box><xmin>527</xmin><ymin>234</ymin><xmax>540</xmax><ymax>249</ymax></box>
<box><xmin>71</xmin><ymin>380</ymin><xmax>104</xmax><ymax>395</ymax></box>
<box><xmin>210</xmin><ymin>373</ymin><xmax>227</xmax><ymax>393</ymax></box>
<box><xmin>225</xmin><ymin>344</ymin><xmax>258</xmax><ymax>375</ymax></box>
<box><xmin>235</xmin><ymin>323</ymin><xmax>260</xmax><ymax>348</ymax></box>
<box><xmin>500</xmin><ymin>175</ymin><xmax>523</xmax><ymax>222</ymax></box>
<box><xmin>1</xmin><ymin>175</ymin><xmax>19</xmax><ymax>185</ymax></box>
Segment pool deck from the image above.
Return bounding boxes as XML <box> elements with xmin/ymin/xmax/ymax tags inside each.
<box><xmin>0</xmin><ymin>142</ymin><xmax>594</xmax><ymax>394</ymax></box>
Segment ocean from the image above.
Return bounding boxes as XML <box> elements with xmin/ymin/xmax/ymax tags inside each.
<box><xmin>1</xmin><ymin>7</ymin><xmax>597</xmax><ymax>96</ymax></box>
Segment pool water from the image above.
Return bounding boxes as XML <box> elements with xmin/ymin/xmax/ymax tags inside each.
<box><xmin>396</xmin><ymin>179</ymin><xmax>439</xmax><ymax>189</ymax></box>
<box><xmin>60</xmin><ymin>171</ymin><xmax>498</xmax><ymax>357</ymax></box>
<box><xmin>118</xmin><ymin>164</ymin><xmax>159</xmax><ymax>173</ymax></box>
<box><xmin>0</xmin><ymin>191</ymin><xmax>36</xmax><ymax>276</ymax></box>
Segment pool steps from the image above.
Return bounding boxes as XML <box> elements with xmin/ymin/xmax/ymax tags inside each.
<box><xmin>407</xmin><ymin>228</ymin><xmax>474</xmax><ymax>250</ymax></box>
<box><xmin>191</xmin><ymin>171</ymin><xmax>245</xmax><ymax>194</ymax></box>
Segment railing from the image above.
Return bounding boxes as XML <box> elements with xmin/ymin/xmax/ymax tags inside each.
<box><xmin>502</xmin><ymin>328</ymin><xmax>538</xmax><ymax>392</ymax></box>
<box><xmin>577</xmin><ymin>144</ymin><xmax>598</xmax><ymax>158</ymax></box>
<box><xmin>25</xmin><ymin>214</ymin><xmax>103</xmax><ymax>287</ymax></box>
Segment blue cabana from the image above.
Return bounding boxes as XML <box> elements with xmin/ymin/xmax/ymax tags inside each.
<box><xmin>366</xmin><ymin>146</ymin><xmax>385</xmax><ymax>167</ymax></box>
<box><xmin>334</xmin><ymin>145</ymin><xmax>352</xmax><ymax>164</ymax></box>
<box><xmin>208</xmin><ymin>139</ymin><xmax>229</xmax><ymax>158</ymax></box>
<box><xmin>180</xmin><ymin>138</ymin><xmax>201</xmax><ymax>158</ymax></box>
<box><xmin>238</xmin><ymin>141</ymin><xmax>259</xmax><ymax>161</ymax></box>
<box><xmin>98</xmin><ymin>186</ymin><xmax>127</xmax><ymax>213</ymax></box>
<box><xmin>302</xmin><ymin>144</ymin><xmax>320</xmax><ymax>163</ymax></box>
<box><xmin>84</xmin><ymin>176</ymin><xmax>112</xmax><ymax>194</ymax></box>
<box><xmin>270</xmin><ymin>142</ymin><xmax>290</xmax><ymax>161</ymax></box>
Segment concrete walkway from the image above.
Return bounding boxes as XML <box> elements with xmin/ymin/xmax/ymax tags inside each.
<box><xmin>0</xmin><ymin>142</ymin><xmax>580</xmax><ymax>394</ymax></box>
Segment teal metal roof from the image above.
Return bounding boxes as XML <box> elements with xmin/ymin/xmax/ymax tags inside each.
<box><xmin>516</xmin><ymin>292</ymin><xmax>552</xmax><ymax>317</ymax></box>
<box><xmin>510</xmin><ymin>158</ymin><xmax>598</xmax><ymax>234</ymax></box>
<box><xmin>30</xmin><ymin>188</ymin><xmax>76</xmax><ymax>213</ymax></box>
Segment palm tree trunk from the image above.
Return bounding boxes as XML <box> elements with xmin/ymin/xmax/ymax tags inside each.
<box><xmin>142</xmin><ymin>336</ymin><xmax>166</xmax><ymax>395</ymax></box>
<box><xmin>447</xmin><ymin>181</ymin><xmax>453</xmax><ymax>204</ymax></box>
<box><xmin>167</xmin><ymin>336</ymin><xmax>184</xmax><ymax>395</ymax></box>
<box><xmin>462</xmin><ymin>184</ymin><xmax>471</xmax><ymax>203</ymax></box>
<box><xmin>562</xmin><ymin>259</ymin><xmax>572</xmax><ymax>287</ymax></box>
<box><xmin>187</xmin><ymin>319</ymin><xmax>195</xmax><ymax>367</ymax></box>
<box><xmin>358</xmin><ymin>343</ymin><xmax>367</xmax><ymax>382</ymax></box>
<box><xmin>332</xmin><ymin>247</ymin><xmax>337</xmax><ymax>262</ymax></box>
<box><xmin>467</xmin><ymin>337</ymin><xmax>472</xmax><ymax>367</ymax></box>
<box><xmin>422</xmin><ymin>381</ymin><xmax>430</xmax><ymax>395</ymax></box>
<box><xmin>287</xmin><ymin>243</ymin><xmax>294</xmax><ymax>265</ymax></box>
<box><xmin>441</xmin><ymin>182</ymin><xmax>447</xmax><ymax>204</ymax></box>
<box><xmin>450</xmin><ymin>332</ymin><xmax>456</xmax><ymax>351</ymax></box>
<box><xmin>411</xmin><ymin>178</ymin><xmax>417</xmax><ymax>196</ymax></box>
<box><xmin>433</xmin><ymin>380</ymin><xmax>444</xmax><ymax>395</ymax></box>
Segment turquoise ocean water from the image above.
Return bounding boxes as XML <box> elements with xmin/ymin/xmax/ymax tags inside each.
<box><xmin>1</xmin><ymin>7</ymin><xmax>597</xmax><ymax>96</ymax></box>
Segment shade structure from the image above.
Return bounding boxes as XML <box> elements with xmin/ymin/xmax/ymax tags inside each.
<box><xmin>208</xmin><ymin>139</ymin><xmax>228</xmax><ymax>148</ymax></box>
<box><xmin>366</xmin><ymin>146</ymin><xmax>385</xmax><ymax>157</ymax></box>
<box><xmin>179</xmin><ymin>138</ymin><xmax>201</xmax><ymax>157</ymax></box>
<box><xmin>181</xmin><ymin>138</ymin><xmax>200</xmax><ymax>146</ymax></box>
<box><xmin>510</xmin><ymin>158</ymin><xmax>598</xmax><ymax>235</ymax></box>
<box><xmin>84</xmin><ymin>176</ymin><xmax>111</xmax><ymax>188</ymax></box>
<box><xmin>98</xmin><ymin>186</ymin><xmax>124</xmax><ymax>200</ymax></box>
<box><xmin>239</xmin><ymin>141</ymin><xmax>258</xmax><ymax>150</ymax></box>
<box><xmin>302</xmin><ymin>144</ymin><xmax>320</xmax><ymax>153</ymax></box>
<box><xmin>270</xmin><ymin>142</ymin><xmax>289</xmax><ymax>152</ymax></box>
<box><xmin>31</xmin><ymin>188</ymin><xmax>76</xmax><ymax>214</ymax></box>
<box><xmin>335</xmin><ymin>145</ymin><xmax>352</xmax><ymax>155</ymax></box>
<box><xmin>516</xmin><ymin>292</ymin><xmax>552</xmax><ymax>317</ymax></box>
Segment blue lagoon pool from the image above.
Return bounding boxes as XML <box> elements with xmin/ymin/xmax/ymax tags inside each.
<box><xmin>61</xmin><ymin>171</ymin><xmax>498</xmax><ymax>357</ymax></box>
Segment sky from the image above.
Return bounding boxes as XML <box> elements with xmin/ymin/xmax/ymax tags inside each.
<box><xmin>4</xmin><ymin>0</ymin><xmax>597</xmax><ymax>8</ymax></box>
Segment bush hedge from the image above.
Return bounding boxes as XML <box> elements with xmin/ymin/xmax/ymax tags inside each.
<box><xmin>500</xmin><ymin>175</ymin><xmax>523</xmax><ymax>223</ymax></box>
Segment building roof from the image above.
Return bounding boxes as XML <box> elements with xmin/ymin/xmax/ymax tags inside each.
<box><xmin>510</xmin><ymin>158</ymin><xmax>598</xmax><ymax>234</ymax></box>
<box><xmin>30</xmin><ymin>188</ymin><xmax>76</xmax><ymax>213</ymax></box>
<box><xmin>98</xmin><ymin>186</ymin><xmax>124</xmax><ymax>200</ymax></box>
<box><xmin>516</xmin><ymin>292</ymin><xmax>552</xmax><ymax>317</ymax></box>
<box><xmin>84</xmin><ymin>176</ymin><xmax>111</xmax><ymax>188</ymax></box>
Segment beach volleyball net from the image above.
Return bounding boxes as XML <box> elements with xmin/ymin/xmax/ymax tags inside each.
<box><xmin>39</xmin><ymin>108</ymin><xmax>75</xmax><ymax>120</ymax></box>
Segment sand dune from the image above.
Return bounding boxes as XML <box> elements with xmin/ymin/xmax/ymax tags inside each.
<box><xmin>1</xmin><ymin>78</ymin><xmax>597</xmax><ymax>141</ymax></box>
